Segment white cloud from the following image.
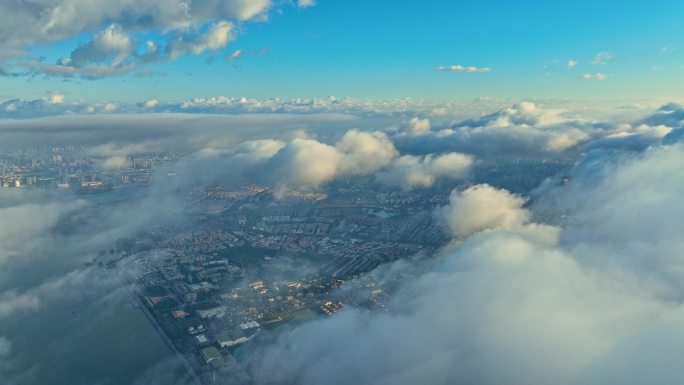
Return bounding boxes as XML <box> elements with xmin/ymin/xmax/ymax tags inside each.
<box><xmin>274</xmin><ymin>137</ymin><xmax>340</xmax><ymax>187</ymax></box>
<box><xmin>592</xmin><ymin>51</ymin><xmax>614</xmax><ymax>65</ymax></box>
<box><xmin>2</xmin><ymin>97</ymin><xmax>672</xmax><ymax>158</ymax></box>
<box><xmin>271</xmin><ymin>130</ymin><xmax>399</xmax><ymax>188</ymax></box>
<box><xmin>408</xmin><ymin>117</ymin><xmax>431</xmax><ymax>135</ymax></box>
<box><xmin>436</xmin><ymin>184</ymin><xmax>530</xmax><ymax>239</ymax></box>
<box><xmin>35</xmin><ymin>24</ymin><xmax>137</xmax><ymax>77</ymax></box>
<box><xmin>102</xmin><ymin>103</ymin><xmax>118</xmax><ymax>112</ymax></box>
<box><xmin>27</xmin><ymin>60</ymin><xmax>134</xmax><ymax>78</ymax></box>
<box><xmin>70</xmin><ymin>24</ymin><xmax>132</xmax><ymax>67</ymax></box>
<box><xmin>227</xmin><ymin>49</ymin><xmax>243</xmax><ymax>61</ymax></box>
<box><xmin>580</xmin><ymin>73</ymin><xmax>608</xmax><ymax>80</ymax></box>
<box><xmin>660</xmin><ymin>45</ymin><xmax>677</xmax><ymax>54</ymax></box>
<box><xmin>0</xmin><ymin>0</ymin><xmax>275</xmax><ymax>76</ymax></box>
<box><xmin>335</xmin><ymin>130</ymin><xmax>399</xmax><ymax>175</ymax></box>
<box><xmin>48</xmin><ymin>92</ymin><xmax>66</xmax><ymax>104</ymax></box>
<box><xmin>437</xmin><ymin>65</ymin><xmax>490</xmax><ymax>73</ymax></box>
<box><xmin>297</xmin><ymin>0</ymin><xmax>316</xmax><ymax>8</ymax></box>
<box><xmin>550</xmin><ymin>129</ymin><xmax>591</xmax><ymax>151</ymax></box>
<box><xmin>144</xmin><ymin>99</ymin><xmax>159</xmax><ymax>109</ymax></box>
<box><xmin>377</xmin><ymin>152</ymin><xmax>473</xmax><ymax>189</ymax></box>
<box><xmin>600</xmin><ymin>124</ymin><xmax>672</xmax><ymax>145</ymax></box>
<box><xmin>567</xmin><ymin>59</ymin><xmax>578</xmax><ymax>69</ymax></box>
<box><xmin>400</xmin><ymin>101</ymin><xmax>593</xmax><ymax>154</ymax></box>
<box><xmin>232</xmin><ymin>139</ymin><xmax>286</xmax><ymax>162</ymax></box>
<box><xmin>4</xmin><ymin>100</ymin><xmax>684</xmax><ymax>384</ymax></box>
<box><xmin>0</xmin><ymin>95</ymin><xmax>511</xmax><ymax>118</ymax></box>
<box><xmin>209</xmin><ymin>127</ymin><xmax>475</xmax><ymax>191</ymax></box>
<box><xmin>168</xmin><ymin>21</ymin><xmax>235</xmax><ymax>60</ymax></box>
<box><xmin>478</xmin><ymin>101</ymin><xmax>565</xmax><ymax>127</ymax></box>
<box><xmin>254</xmin><ymin>143</ymin><xmax>684</xmax><ymax>385</ymax></box>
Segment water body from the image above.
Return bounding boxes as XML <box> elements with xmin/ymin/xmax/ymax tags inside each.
<box><xmin>1</xmin><ymin>284</ymin><xmax>183</xmax><ymax>385</ymax></box>
<box><xmin>0</xmin><ymin>187</ymin><xmax>185</xmax><ymax>385</ymax></box>
<box><xmin>6</xmin><ymin>298</ymin><xmax>181</xmax><ymax>385</ymax></box>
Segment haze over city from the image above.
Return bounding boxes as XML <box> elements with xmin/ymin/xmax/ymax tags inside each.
<box><xmin>2</xmin><ymin>1</ymin><xmax>684</xmax><ymax>385</ymax></box>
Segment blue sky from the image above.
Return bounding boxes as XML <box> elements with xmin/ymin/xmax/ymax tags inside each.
<box><xmin>3</xmin><ymin>0</ymin><xmax>684</xmax><ymax>102</ymax></box>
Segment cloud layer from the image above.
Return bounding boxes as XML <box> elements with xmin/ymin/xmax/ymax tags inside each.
<box><xmin>2</xmin><ymin>98</ymin><xmax>684</xmax><ymax>384</ymax></box>
<box><xmin>251</xmin><ymin>140</ymin><xmax>684</xmax><ymax>385</ymax></box>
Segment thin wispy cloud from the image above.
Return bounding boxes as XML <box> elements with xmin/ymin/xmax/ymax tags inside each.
<box><xmin>580</xmin><ymin>72</ymin><xmax>608</xmax><ymax>80</ymax></box>
<box><xmin>660</xmin><ymin>45</ymin><xmax>677</xmax><ymax>54</ymax></box>
<box><xmin>297</xmin><ymin>0</ymin><xmax>317</xmax><ymax>8</ymax></box>
<box><xmin>592</xmin><ymin>51</ymin><xmax>614</xmax><ymax>65</ymax></box>
<box><xmin>227</xmin><ymin>49</ymin><xmax>243</xmax><ymax>62</ymax></box>
<box><xmin>437</xmin><ymin>65</ymin><xmax>490</xmax><ymax>73</ymax></box>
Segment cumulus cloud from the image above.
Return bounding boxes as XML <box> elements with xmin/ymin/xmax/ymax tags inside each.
<box><xmin>48</xmin><ymin>92</ymin><xmax>66</xmax><ymax>104</ymax></box>
<box><xmin>462</xmin><ymin>101</ymin><xmax>566</xmax><ymax>127</ymax></box>
<box><xmin>31</xmin><ymin>19</ymin><xmax>238</xmax><ymax>77</ymax></box>
<box><xmin>555</xmin><ymin>131</ymin><xmax>596</xmax><ymax>152</ymax></box>
<box><xmin>436</xmin><ymin>184</ymin><xmax>529</xmax><ymax>239</ymax></box>
<box><xmin>252</xmin><ymin>141</ymin><xmax>684</xmax><ymax>385</ymax></box>
<box><xmin>407</xmin><ymin>117</ymin><xmax>431</xmax><ymax>135</ymax></box>
<box><xmin>168</xmin><ymin>21</ymin><xmax>235</xmax><ymax>60</ymax></box>
<box><xmin>68</xmin><ymin>24</ymin><xmax>133</xmax><ymax>67</ymax></box>
<box><xmin>2</xmin><ymin>0</ymin><xmax>270</xmax><ymax>52</ymax></box>
<box><xmin>392</xmin><ymin>102</ymin><xmax>594</xmax><ymax>157</ymax></box>
<box><xmin>182</xmin><ymin>126</ymin><xmax>473</xmax><ymax>191</ymax></box>
<box><xmin>567</xmin><ymin>59</ymin><xmax>578</xmax><ymax>69</ymax></box>
<box><xmin>269</xmin><ymin>130</ymin><xmax>399</xmax><ymax>188</ymax></box>
<box><xmin>270</xmin><ymin>137</ymin><xmax>341</xmax><ymax>187</ymax></box>
<box><xmin>437</xmin><ymin>65</ymin><xmax>490</xmax><ymax>73</ymax></box>
<box><xmin>377</xmin><ymin>153</ymin><xmax>473</xmax><ymax>189</ymax></box>
<box><xmin>335</xmin><ymin>130</ymin><xmax>399</xmax><ymax>174</ymax></box>
<box><xmin>144</xmin><ymin>99</ymin><xmax>159</xmax><ymax>109</ymax></box>
<box><xmin>0</xmin><ymin>0</ymin><xmax>294</xmax><ymax>76</ymax></box>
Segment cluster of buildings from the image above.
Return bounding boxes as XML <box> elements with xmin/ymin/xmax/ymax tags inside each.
<box><xmin>120</xmin><ymin>181</ymin><xmax>460</xmax><ymax>383</ymax></box>
<box><xmin>72</xmin><ymin>153</ymin><xmax>577</xmax><ymax>384</ymax></box>
<box><xmin>0</xmin><ymin>145</ymin><xmax>177</xmax><ymax>191</ymax></box>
